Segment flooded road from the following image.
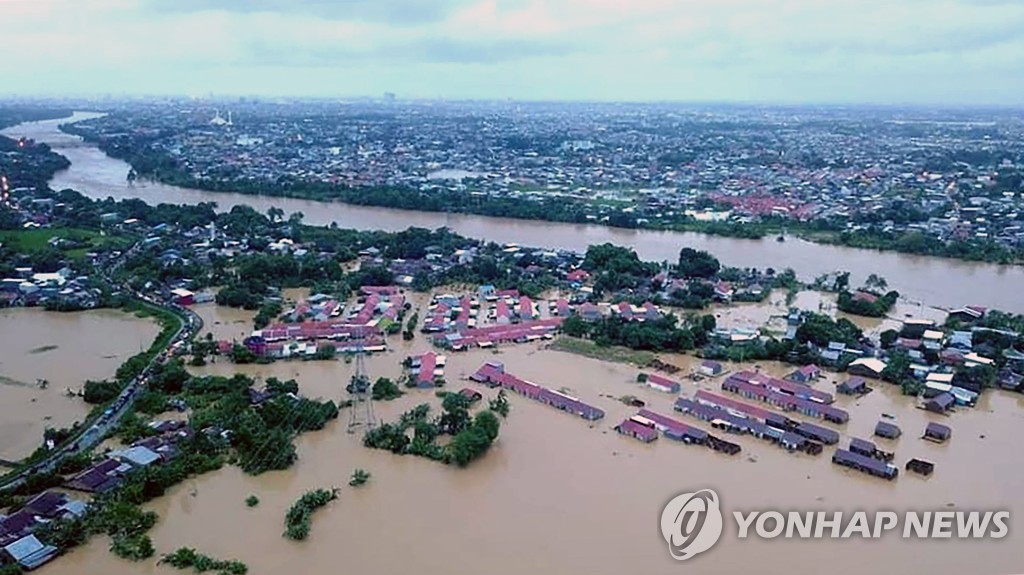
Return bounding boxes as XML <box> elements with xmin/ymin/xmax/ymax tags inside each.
<box><xmin>0</xmin><ymin>308</ymin><xmax>158</xmax><ymax>460</ymax></box>
<box><xmin>34</xmin><ymin>328</ymin><xmax>1024</xmax><ymax>575</ymax></box>
<box><xmin>5</xmin><ymin>113</ymin><xmax>1024</xmax><ymax>313</ymax></box>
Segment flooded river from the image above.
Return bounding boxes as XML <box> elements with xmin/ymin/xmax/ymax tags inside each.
<box><xmin>35</xmin><ymin>332</ymin><xmax>1024</xmax><ymax>575</ymax></box>
<box><xmin>0</xmin><ymin>308</ymin><xmax>158</xmax><ymax>460</ymax></box>
<box><xmin>5</xmin><ymin>113</ymin><xmax>1024</xmax><ymax>313</ymax></box>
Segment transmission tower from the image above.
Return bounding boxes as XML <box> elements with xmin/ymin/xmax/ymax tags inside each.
<box><xmin>346</xmin><ymin>347</ymin><xmax>375</xmax><ymax>433</ymax></box>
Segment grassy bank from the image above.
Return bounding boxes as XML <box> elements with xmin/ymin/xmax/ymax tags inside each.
<box><xmin>547</xmin><ymin>336</ymin><xmax>656</xmax><ymax>366</ymax></box>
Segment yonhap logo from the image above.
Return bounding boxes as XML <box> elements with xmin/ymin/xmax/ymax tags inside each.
<box><xmin>660</xmin><ymin>489</ymin><xmax>724</xmax><ymax>560</ymax></box>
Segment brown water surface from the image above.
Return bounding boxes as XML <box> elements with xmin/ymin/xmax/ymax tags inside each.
<box><xmin>0</xmin><ymin>308</ymin><xmax>158</xmax><ymax>460</ymax></box>
<box><xmin>34</xmin><ymin>337</ymin><xmax>1024</xmax><ymax>575</ymax></box>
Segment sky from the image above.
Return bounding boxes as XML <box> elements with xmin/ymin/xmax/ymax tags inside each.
<box><xmin>1</xmin><ymin>0</ymin><xmax>1024</xmax><ymax>105</ymax></box>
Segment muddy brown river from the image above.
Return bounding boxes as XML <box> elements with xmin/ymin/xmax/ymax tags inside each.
<box><xmin>0</xmin><ymin>308</ymin><xmax>158</xmax><ymax>460</ymax></box>
<box><xmin>5</xmin><ymin>113</ymin><xmax>1024</xmax><ymax>314</ymax></box>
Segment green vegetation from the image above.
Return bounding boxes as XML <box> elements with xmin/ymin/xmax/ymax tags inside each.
<box><xmin>402</xmin><ymin>312</ymin><xmax>419</xmax><ymax>340</ymax></box>
<box><xmin>548</xmin><ymin>336</ymin><xmax>656</xmax><ymax>366</ymax></box>
<box><xmin>488</xmin><ymin>390</ymin><xmax>510</xmax><ymax>418</ymax></box>
<box><xmin>83</xmin><ymin>379</ymin><xmax>121</xmax><ymax>404</ymax></box>
<box><xmin>283</xmin><ymin>488</ymin><xmax>339</xmax><ymax>540</ymax></box>
<box><xmin>245</xmin><ymin>495</ymin><xmax>260</xmax><ymax>508</ymax></box>
<box><xmin>837</xmin><ymin>289</ymin><xmax>900</xmax><ymax>317</ymax></box>
<box><xmin>582</xmin><ymin>243</ymin><xmax>659</xmax><ymax>295</ymax></box>
<box><xmin>363</xmin><ymin>398</ymin><xmax>502</xmax><ymax>467</ymax></box>
<box><xmin>349</xmin><ymin>468</ymin><xmax>371</xmax><ymax>487</ymax></box>
<box><xmin>371</xmin><ymin>377</ymin><xmax>403</xmax><ymax>401</ymax></box>
<box><xmin>160</xmin><ymin>547</ymin><xmax>248</xmax><ymax>575</ymax></box>
<box><xmin>561</xmin><ymin>313</ymin><xmax>714</xmax><ymax>353</ymax></box>
<box><xmin>677</xmin><ymin>247</ymin><xmax>721</xmax><ymax>279</ymax></box>
<box><xmin>795</xmin><ymin>313</ymin><xmax>864</xmax><ymax>348</ymax></box>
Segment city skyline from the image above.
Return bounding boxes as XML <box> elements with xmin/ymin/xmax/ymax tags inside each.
<box><xmin>2</xmin><ymin>0</ymin><xmax>1024</xmax><ymax>105</ymax></box>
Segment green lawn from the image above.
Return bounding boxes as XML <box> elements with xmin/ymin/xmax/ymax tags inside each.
<box><xmin>0</xmin><ymin>228</ymin><xmax>130</xmax><ymax>257</ymax></box>
<box><xmin>547</xmin><ymin>336</ymin><xmax>656</xmax><ymax>366</ymax></box>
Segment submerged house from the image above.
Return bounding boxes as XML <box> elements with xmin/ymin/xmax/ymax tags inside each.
<box><xmin>615</xmin><ymin>416</ymin><xmax>659</xmax><ymax>443</ymax></box>
<box><xmin>787</xmin><ymin>364</ymin><xmax>822</xmax><ymax>383</ymax></box>
<box><xmin>832</xmin><ymin>449</ymin><xmax>899</xmax><ymax>480</ymax></box>
<box><xmin>924</xmin><ymin>422</ymin><xmax>952</xmax><ymax>443</ymax></box>
<box><xmin>644</xmin><ymin>373</ymin><xmax>681</xmax><ymax>394</ymax></box>
<box><xmin>699</xmin><ymin>360</ymin><xmax>724</xmax><ymax>377</ymax></box>
<box><xmin>837</xmin><ymin>376</ymin><xmax>869</xmax><ymax>396</ymax></box>
<box><xmin>471</xmin><ymin>362</ymin><xmax>604</xmax><ymax>421</ymax></box>
<box><xmin>924</xmin><ymin>392</ymin><xmax>955</xmax><ymax>414</ymax></box>
<box><xmin>636</xmin><ymin>408</ymin><xmax>708</xmax><ymax>444</ymax></box>
<box><xmin>874</xmin><ymin>421</ymin><xmax>902</xmax><ymax>440</ymax></box>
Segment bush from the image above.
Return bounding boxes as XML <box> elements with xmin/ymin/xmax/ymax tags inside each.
<box><xmin>283</xmin><ymin>488</ymin><xmax>338</xmax><ymax>540</ymax></box>
<box><xmin>349</xmin><ymin>469</ymin><xmax>371</xmax><ymax>487</ymax></box>
<box><xmin>245</xmin><ymin>495</ymin><xmax>260</xmax><ymax>508</ymax></box>
<box><xmin>83</xmin><ymin>379</ymin><xmax>121</xmax><ymax>404</ymax></box>
<box><xmin>371</xmin><ymin>377</ymin><xmax>403</xmax><ymax>401</ymax></box>
<box><xmin>160</xmin><ymin>547</ymin><xmax>248</xmax><ymax>575</ymax></box>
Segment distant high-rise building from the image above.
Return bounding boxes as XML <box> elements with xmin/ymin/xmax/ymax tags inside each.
<box><xmin>383</xmin><ymin>92</ymin><xmax>396</xmax><ymax>102</ymax></box>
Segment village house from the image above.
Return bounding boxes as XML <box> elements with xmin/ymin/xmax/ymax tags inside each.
<box><xmin>874</xmin><ymin>421</ymin><xmax>902</xmax><ymax>439</ymax></box>
<box><xmin>847</xmin><ymin>357</ymin><xmax>887</xmax><ymax>379</ymax></box>
<box><xmin>924</xmin><ymin>422</ymin><xmax>952</xmax><ymax>443</ymax></box>
<box><xmin>787</xmin><ymin>364</ymin><xmax>821</xmax><ymax>383</ymax></box>
<box><xmin>699</xmin><ymin>360</ymin><xmax>724</xmax><ymax>377</ymax></box>
<box><xmin>924</xmin><ymin>392</ymin><xmax>955</xmax><ymax>413</ymax></box>
<box><xmin>837</xmin><ymin>376</ymin><xmax>869</xmax><ymax>395</ymax></box>
<box><xmin>409</xmin><ymin>351</ymin><xmax>445</xmax><ymax>388</ymax></box>
<box><xmin>643</xmin><ymin>373</ymin><xmax>681</xmax><ymax>394</ymax></box>
<box><xmin>615</xmin><ymin>416</ymin><xmax>659</xmax><ymax>443</ymax></box>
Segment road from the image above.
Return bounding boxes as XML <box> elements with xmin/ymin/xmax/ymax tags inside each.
<box><xmin>0</xmin><ymin>242</ymin><xmax>204</xmax><ymax>490</ymax></box>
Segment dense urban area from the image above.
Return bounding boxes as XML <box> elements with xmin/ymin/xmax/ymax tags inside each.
<box><xmin>1</xmin><ymin>103</ymin><xmax>1024</xmax><ymax>574</ymax></box>
<box><xmin>58</xmin><ymin>99</ymin><xmax>1024</xmax><ymax>263</ymax></box>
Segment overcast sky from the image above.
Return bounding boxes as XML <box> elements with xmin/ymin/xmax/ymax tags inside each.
<box><xmin>2</xmin><ymin>0</ymin><xmax>1023</xmax><ymax>105</ymax></box>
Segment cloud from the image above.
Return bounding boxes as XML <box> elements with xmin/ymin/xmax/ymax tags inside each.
<box><xmin>0</xmin><ymin>0</ymin><xmax>1023</xmax><ymax>103</ymax></box>
<box><xmin>138</xmin><ymin>0</ymin><xmax>473</xmax><ymax>25</ymax></box>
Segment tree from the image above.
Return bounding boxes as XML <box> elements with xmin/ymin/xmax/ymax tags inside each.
<box><xmin>488</xmin><ymin>390</ymin><xmax>510</xmax><ymax>418</ymax></box>
<box><xmin>267</xmin><ymin>206</ymin><xmax>284</xmax><ymax>223</ymax></box>
<box><xmin>677</xmin><ymin>248</ymin><xmax>720</xmax><ymax>279</ymax></box>
<box><xmin>561</xmin><ymin>315</ymin><xmax>589</xmax><ymax>338</ymax></box>
<box><xmin>833</xmin><ymin>271</ymin><xmax>850</xmax><ymax>293</ymax></box>
<box><xmin>84</xmin><ymin>379</ymin><xmax>121</xmax><ymax>404</ymax></box>
<box><xmin>313</xmin><ymin>344</ymin><xmax>337</xmax><ymax>360</ymax></box>
<box><xmin>882</xmin><ymin>351</ymin><xmax>912</xmax><ymax>383</ymax></box>
<box><xmin>266</xmin><ymin>377</ymin><xmax>299</xmax><ymax>395</ymax></box>
<box><xmin>349</xmin><ymin>468</ymin><xmax>371</xmax><ymax>487</ymax></box>
<box><xmin>879</xmin><ymin>329</ymin><xmax>898</xmax><ymax>348</ymax></box>
<box><xmin>439</xmin><ymin>393</ymin><xmax>472</xmax><ymax>434</ymax></box>
<box><xmin>371</xmin><ymin>377</ymin><xmax>403</xmax><ymax>401</ymax></box>
<box><xmin>900</xmin><ymin>378</ymin><xmax>923</xmax><ymax>396</ymax></box>
<box><xmin>231</xmin><ymin>343</ymin><xmax>257</xmax><ymax>364</ymax></box>
<box><xmin>865</xmin><ymin>273</ymin><xmax>888</xmax><ymax>291</ymax></box>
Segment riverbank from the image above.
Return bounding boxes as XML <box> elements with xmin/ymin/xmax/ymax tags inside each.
<box><xmin>61</xmin><ymin>116</ymin><xmax>1024</xmax><ymax>266</ymax></box>
<box><xmin>6</xmin><ymin>112</ymin><xmax>1024</xmax><ymax>314</ymax></box>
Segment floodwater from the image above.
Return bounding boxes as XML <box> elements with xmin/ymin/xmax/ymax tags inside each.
<box><xmin>0</xmin><ymin>308</ymin><xmax>158</xmax><ymax>460</ymax></box>
<box><xmin>36</xmin><ymin>326</ymin><xmax>1024</xmax><ymax>575</ymax></box>
<box><xmin>705</xmin><ymin>290</ymin><xmax>949</xmax><ymax>339</ymax></box>
<box><xmin>5</xmin><ymin>113</ymin><xmax>1024</xmax><ymax>313</ymax></box>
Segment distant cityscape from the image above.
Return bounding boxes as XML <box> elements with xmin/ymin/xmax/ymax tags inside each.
<box><xmin>59</xmin><ymin>100</ymin><xmax>1024</xmax><ymax>261</ymax></box>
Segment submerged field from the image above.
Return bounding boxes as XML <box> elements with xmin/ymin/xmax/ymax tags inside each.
<box><xmin>0</xmin><ymin>308</ymin><xmax>158</xmax><ymax>461</ymax></box>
